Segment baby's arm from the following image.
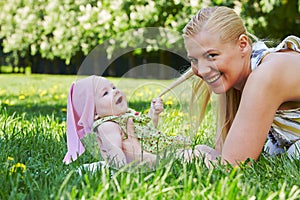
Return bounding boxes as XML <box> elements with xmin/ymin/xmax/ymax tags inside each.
<box><xmin>148</xmin><ymin>97</ymin><xmax>164</xmax><ymax>128</ymax></box>
<box><xmin>96</xmin><ymin>121</ymin><xmax>127</xmax><ymax>168</ymax></box>
<box><xmin>123</xmin><ymin>118</ymin><xmax>157</xmax><ymax>166</ymax></box>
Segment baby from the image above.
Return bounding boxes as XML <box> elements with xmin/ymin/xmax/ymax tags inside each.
<box><xmin>63</xmin><ymin>75</ymin><xmax>190</xmax><ymax>168</ymax></box>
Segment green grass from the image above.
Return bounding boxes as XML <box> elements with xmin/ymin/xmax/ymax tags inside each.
<box><xmin>0</xmin><ymin>74</ymin><xmax>299</xmax><ymax>199</ymax></box>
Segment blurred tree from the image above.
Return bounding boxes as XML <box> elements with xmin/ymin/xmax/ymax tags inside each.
<box><xmin>1</xmin><ymin>0</ymin><xmax>299</xmax><ymax>70</ymax></box>
<box><xmin>0</xmin><ymin>0</ymin><xmax>234</xmax><ymax>67</ymax></box>
<box><xmin>0</xmin><ymin>0</ymin><xmax>112</xmax><ymax>65</ymax></box>
<box><xmin>241</xmin><ymin>0</ymin><xmax>300</xmax><ymax>44</ymax></box>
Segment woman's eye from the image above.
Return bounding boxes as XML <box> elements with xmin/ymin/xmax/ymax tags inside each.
<box><xmin>207</xmin><ymin>54</ymin><xmax>217</xmax><ymax>59</ymax></box>
<box><xmin>190</xmin><ymin>58</ymin><xmax>198</xmax><ymax>65</ymax></box>
<box><xmin>103</xmin><ymin>91</ymin><xmax>108</xmax><ymax>96</ymax></box>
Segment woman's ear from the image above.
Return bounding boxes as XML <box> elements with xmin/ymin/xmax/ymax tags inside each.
<box><xmin>238</xmin><ymin>34</ymin><xmax>251</xmax><ymax>54</ymax></box>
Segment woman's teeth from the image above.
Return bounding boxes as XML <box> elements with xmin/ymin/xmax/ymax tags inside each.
<box><xmin>206</xmin><ymin>73</ymin><xmax>221</xmax><ymax>84</ymax></box>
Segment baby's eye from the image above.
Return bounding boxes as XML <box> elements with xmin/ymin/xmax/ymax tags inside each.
<box><xmin>103</xmin><ymin>91</ymin><xmax>108</xmax><ymax>96</ymax></box>
<box><xmin>112</xmin><ymin>86</ymin><xmax>116</xmax><ymax>90</ymax></box>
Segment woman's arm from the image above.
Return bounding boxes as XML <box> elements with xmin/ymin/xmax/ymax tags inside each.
<box><xmin>222</xmin><ymin>52</ymin><xmax>300</xmax><ymax>165</ymax></box>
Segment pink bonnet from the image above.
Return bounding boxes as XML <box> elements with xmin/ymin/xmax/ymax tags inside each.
<box><xmin>63</xmin><ymin>75</ymin><xmax>99</xmax><ymax>164</ymax></box>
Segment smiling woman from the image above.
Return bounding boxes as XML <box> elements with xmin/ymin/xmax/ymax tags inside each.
<box><xmin>181</xmin><ymin>6</ymin><xmax>300</xmax><ymax>166</ymax></box>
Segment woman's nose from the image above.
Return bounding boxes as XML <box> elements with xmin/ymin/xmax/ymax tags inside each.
<box><xmin>193</xmin><ymin>62</ymin><xmax>211</xmax><ymax>77</ymax></box>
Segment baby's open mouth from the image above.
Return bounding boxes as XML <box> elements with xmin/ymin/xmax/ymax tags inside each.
<box><xmin>116</xmin><ymin>96</ymin><xmax>123</xmax><ymax>104</ymax></box>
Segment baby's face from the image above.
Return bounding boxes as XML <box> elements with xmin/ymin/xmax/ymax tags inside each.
<box><xmin>94</xmin><ymin>77</ymin><xmax>128</xmax><ymax>118</ymax></box>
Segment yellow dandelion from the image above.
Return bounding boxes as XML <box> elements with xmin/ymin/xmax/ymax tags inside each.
<box><xmin>8</xmin><ymin>156</ymin><xmax>14</xmax><ymax>161</ymax></box>
<box><xmin>177</xmin><ymin>112</ymin><xmax>184</xmax><ymax>117</ymax></box>
<box><xmin>3</xmin><ymin>100</ymin><xmax>9</xmax><ymax>105</ymax></box>
<box><xmin>61</xmin><ymin>108</ymin><xmax>67</xmax><ymax>112</ymax></box>
<box><xmin>39</xmin><ymin>90</ymin><xmax>47</xmax><ymax>97</ymax></box>
<box><xmin>172</xmin><ymin>111</ymin><xmax>184</xmax><ymax>117</ymax></box>
<box><xmin>144</xmin><ymin>108</ymin><xmax>150</xmax><ymax>114</ymax></box>
<box><xmin>19</xmin><ymin>94</ymin><xmax>26</xmax><ymax>100</ymax></box>
<box><xmin>144</xmin><ymin>86</ymin><xmax>150</xmax><ymax>93</ymax></box>
<box><xmin>165</xmin><ymin>101</ymin><xmax>173</xmax><ymax>105</ymax></box>
<box><xmin>10</xmin><ymin>163</ymin><xmax>26</xmax><ymax>173</ymax></box>
<box><xmin>54</xmin><ymin>95</ymin><xmax>59</xmax><ymax>100</ymax></box>
<box><xmin>4</xmin><ymin>100</ymin><xmax>15</xmax><ymax>106</ymax></box>
<box><xmin>136</xmin><ymin>92</ymin><xmax>143</xmax><ymax>97</ymax></box>
<box><xmin>60</xmin><ymin>121</ymin><xmax>66</xmax><ymax>127</ymax></box>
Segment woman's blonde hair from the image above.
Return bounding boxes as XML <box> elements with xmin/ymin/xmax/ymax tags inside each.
<box><xmin>183</xmin><ymin>6</ymin><xmax>249</xmax><ymax>147</ymax></box>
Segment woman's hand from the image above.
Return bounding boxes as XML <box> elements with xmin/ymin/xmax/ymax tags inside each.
<box><xmin>194</xmin><ymin>144</ymin><xmax>220</xmax><ymax>168</ymax></box>
<box><xmin>177</xmin><ymin>145</ymin><xmax>220</xmax><ymax>168</ymax></box>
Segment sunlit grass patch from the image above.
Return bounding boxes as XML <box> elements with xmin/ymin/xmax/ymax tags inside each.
<box><xmin>0</xmin><ymin>74</ymin><xmax>299</xmax><ymax>199</ymax></box>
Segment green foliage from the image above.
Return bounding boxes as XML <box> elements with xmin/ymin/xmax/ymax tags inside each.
<box><xmin>1</xmin><ymin>0</ymin><xmax>300</xmax><ymax>67</ymax></box>
<box><xmin>0</xmin><ymin>74</ymin><xmax>300</xmax><ymax>199</ymax></box>
<box><xmin>241</xmin><ymin>0</ymin><xmax>300</xmax><ymax>42</ymax></box>
<box><xmin>0</xmin><ymin>0</ymin><xmax>113</xmax><ymax>64</ymax></box>
<box><xmin>0</xmin><ymin>0</ymin><xmax>235</xmax><ymax>65</ymax></box>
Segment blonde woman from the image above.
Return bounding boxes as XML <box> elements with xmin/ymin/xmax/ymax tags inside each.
<box><xmin>127</xmin><ymin>6</ymin><xmax>300</xmax><ymax>166</ymax></box>
<box><xmin>180</xmin><ymin>6</ymin><xmax>300</xmax><ymax>166</ymax></box>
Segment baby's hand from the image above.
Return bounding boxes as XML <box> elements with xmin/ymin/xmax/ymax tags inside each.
<box><xmin>150</xmin><ymin>98</ymin><xmax>164</xmax><ymax>115</ymax></box>
<box><xmin>149</xmin><ymin>98</ymin><xmax>163</xmax><ymax>127</ymax></box>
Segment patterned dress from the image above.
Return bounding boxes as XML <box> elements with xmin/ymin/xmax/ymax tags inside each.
<box><xmin>251</xmin><ymin>35</ymin><xmax>300</xmax><ymax>158</ymax></box>
<box><xmin>81</xmin><ymin>109</ymin><xmax>191</xmax><ymax>160</ymax></box>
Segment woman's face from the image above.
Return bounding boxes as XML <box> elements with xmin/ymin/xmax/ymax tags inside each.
<box><xmin>184</xmin><ymin>30</ymin><xmax>251</xmax><ymax>93</ymax></box>
<box><xmin>94</xmin><ymin>77</ymin><xmax>128</xmax><ymax>118</ymax></box>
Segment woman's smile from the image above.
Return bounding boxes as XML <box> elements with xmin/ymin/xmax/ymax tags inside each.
<box><xmin>205</xmin><ymin>72</ymin><xmax>223</xmax><ymax>84</ymax></box>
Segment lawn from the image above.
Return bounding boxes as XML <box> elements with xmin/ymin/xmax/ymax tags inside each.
<box><xmin>0</xmin><ymin>74</ymin><xmax>299</xmax><ymax>199</ymax></box>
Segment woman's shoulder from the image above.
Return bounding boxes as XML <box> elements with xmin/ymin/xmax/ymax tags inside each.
<box><xmin>251</xmin><ymin>35</ymin><xmax>300</xmax><ymax>70</ymax></box>
<box><xmin>246</xmin><ymin>54</ymin><xmax>286</xmax><ymax>93</ymax></box>
<box><xmin>246</xmin><ymin>51</ymin><xmax>300</xmax><ymax>102</ymax></box>
<box><xmin>253</xmin><ymin>50</ymin><xmax>300</xmax><ymax>81</ymax></box>
<box><xmin>266</xmin><ymin>46</ymin><xmax>300</xmax><ymax>59</ymax></box>
<box><xmin>249</xmin><ymin>55</ymin><xmax>281</xmax><ymax>82</ymax></box>
<box><xmin>259</xmin><ymin>50</ymin><xmax>300</xmax><ymax>76</ymax></box>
